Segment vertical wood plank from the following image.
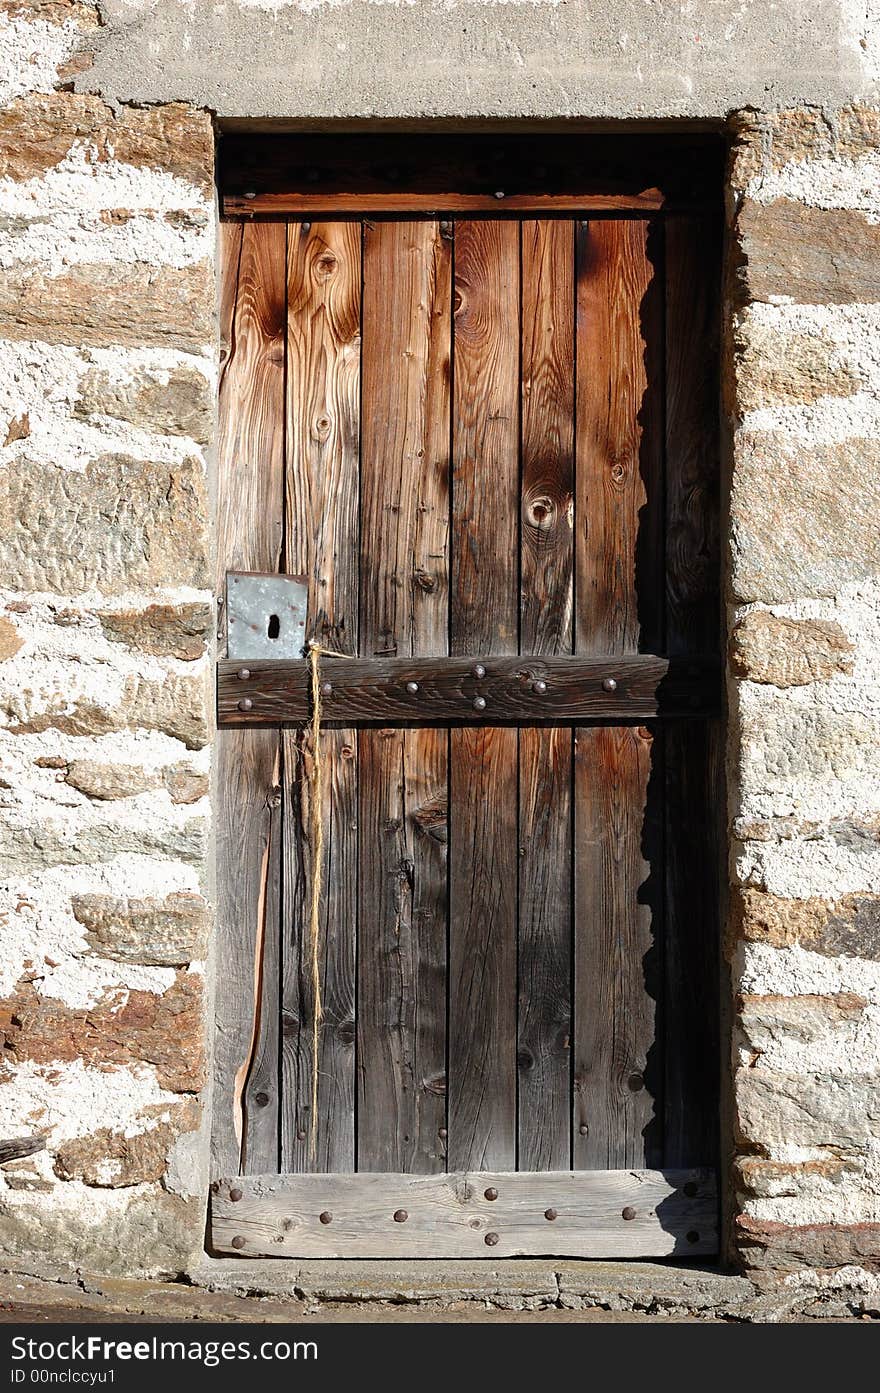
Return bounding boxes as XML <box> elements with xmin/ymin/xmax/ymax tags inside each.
<box><xmin>573</xmin><ymin>218</ymin><xmax>665</xmax><ymax>1173</ymax></box>
<box><xmin>518</xmin><ymin>220</ymin><xmax>574</xmax><ymax>1171</ymax></box>
<box><xmin>358</xmin><ymin>222</ymin><xmax>451</xmax><ymax>1172</ymax></box>
<box><xmin>449</xmin><ymin>220</ymin><xmax>519</xmax><ymax>1172</ymax></box>
<box><xmin>282</xmin><ymin>221</ymin><xmax>361</xmax><ymax>1172</ymax></box>
<box><xmin>521</xmin><ymin>218</ymin><xmax>574</xmax><ymax>655</ymax></box>
<box><xmin>448</xmin><ymin>725</ymin><xmax>518</xmax><ymax>1171</ymax></box>
<box><xmin>451</xmin><ymin>220</ymin><xmax>520</xmax><ymax>654</ymax></box>
<box><xmin>213</xmin><ymin>220</ymin><xmax>286</xmax><ymax>1176</ymax></box>
<box><xmin>573</xmin><ymin>725</ymin><xmax>661</xmax><ymax>1168</ymax></box>
<box><xmin>664</xmin><ymin>215</ymin><xmax>721</xmax><ymax>1167</ymax></box>
<box><xmin>517</xmin><ymin>725</ymin><xmax>572</xmax><ymax>1171</ymax></box>
<box><xmin>358</xmin><ymin>727</ymin><xmax>448</xmax><ymax>1172</ymax></box>
<box><xmin>575</xmin><ymin>218</ymin><xmax>663</xmax><ymax>655</ymax></box>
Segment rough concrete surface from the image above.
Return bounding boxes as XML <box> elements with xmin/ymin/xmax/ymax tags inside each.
<box><xmin>1</xmin><ymin>1258</ymin><xmax>878</xmax><ymax>1323</ymax></box>
<box><xmin>78</xmin><ymin>0</ymin><xmax>879</xmax><ymax>121</ymax></box>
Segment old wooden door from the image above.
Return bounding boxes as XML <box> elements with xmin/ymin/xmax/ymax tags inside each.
<box><xmin>211</xmin><ymin>137</ymin><xmax>721</xmax><ymax>1259</ymax></box>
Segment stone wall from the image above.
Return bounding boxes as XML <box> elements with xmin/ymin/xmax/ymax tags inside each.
<box><xmin>0</xmin><ymin>2</ymin><xmax>216</xmax><ymax>1274</ymax></box>
<box><xmin>726</xmin><ymin>108</ymin><xmax>880</xmax><ymax>1271</ymax></box>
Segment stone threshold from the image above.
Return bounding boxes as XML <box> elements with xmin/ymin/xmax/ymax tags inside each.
<box><xmin>3</xmin><ymin>1256</ymin><xmax>878</xmax><ymax>1322</ymax></box>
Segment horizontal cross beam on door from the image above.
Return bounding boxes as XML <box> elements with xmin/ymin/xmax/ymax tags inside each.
<box><xmin>217</xmin><ymin>654</ymin><xmax>720</xmax><ymax>726</ymax></box>
<box><xmin>210</xmin><ymin>1168</ymin><xmax>717</xmax><ymax>1259</ymax></box>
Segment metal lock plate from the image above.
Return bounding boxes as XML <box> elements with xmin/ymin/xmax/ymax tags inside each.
<box><xmin>226</xmin><ymin>571</ymin><xmax>308</xmax><ymax>660</ymax></box>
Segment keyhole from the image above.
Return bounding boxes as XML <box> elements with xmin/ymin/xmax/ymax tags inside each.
<box><xmin>267</xmin><ymin>614</ymin><xmax>280</xmax><ymax>640</ymax></box>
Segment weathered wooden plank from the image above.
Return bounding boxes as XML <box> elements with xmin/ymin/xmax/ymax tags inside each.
<box><xmin>211</xmin><ymin>1168</ymin><xmax>718</xmax><ymax>1259</ymax></box>
<box><xmin>664</xmin><ymin>215</ymin><xmax>721</xmax><ymax>1167</ymax></box>
<box><xmin>282</xmin><ymin>221</ymin><xmax>361</xmax><ymax>1171</ymax></box>
<box><xmin>213</xmin><ymin>220</ymin><xmax>286</xmax><ymax>1177</ymax></box>
<box><xmin>448</xmin><ymin>726</ymin><xmax>518</xmax><ymax>1171</ymax></box>
<box><xmin>358</xmin><ymin>221</ymin><xmax>451</xmax><ymax>1173</ymax></box>
<box><xmin>225</xmin><ymin>192</ymin><xmax>670</xmax><ymax>216</ymax></box>
<box><xmin>521</xmin><ymin>218</ymin><xmax>574</xmax><ymax>656</ymax></box>
<box><xmin>518</xmin><ymin>726</ymin><xmax>572</xmax><ymax>1171</ymax></box>
<box><xmin>573</xmin><ymin>726</ymin><xmax>662</xmax><ymax>1169</ymax></box>
<box><xmin>219</xmin><ymin>653</ymin><xmax>721</xmax><ymax>725</ymax></box>
<box><xmin>358</xmin><ymin>727</ymin><xmax>448</xmax><ymax>1172</ymax></box>
<box><xmin>452</xmin><ymin>219</ymin><xmax>519</xmax><ymax>654</ymax></box>
<box><xmin>575</xmin><ymin>219</ymin><xmax>664</xmax><ymax>655</ymax></box>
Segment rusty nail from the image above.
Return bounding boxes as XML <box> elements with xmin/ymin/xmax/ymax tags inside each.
<box><xmin>229</xmin><ymin>1187</ymin><xmax>243</xmax><ymax>1202</ymax></box>
<box><xmin>231</xmin><ymin>1235</ymin><xmax>246</xmax><ymax>1249</ymax></box>
<box><xmin>472</xmin><ymin>663</ymin><xmax>486</xmax><ymax>679</ymax></box>
<box><xmin>406</xmin><ymin>681</ymin><xmax>419</xmax><ymax>695</ymax></box>
<box><xmin>320</xmin><ymin>681</ymin><xmax>333</xmax><ymax>696</ymax></box>
<box><xmin>621</xmin><ymin>1206</ymin><xmax>637</xmax><ymax>1221</ymax></box>
<box><xmin>602</xmin><ymin>677</ymin><xmax>618</xmax><ymax>693</ymax></box>
<box><xmin>686</xmin><ymin>1230</ymin><xmax>700</xmax><ymax>1244</ymax></box>
<box><xmin>544</xmin><ymin>1208</ymin><xmax>558</xmax><ymax>1222</ymax></box>
<box><xmin>393</xmin><ymin>1209</ymin><xmax>408</xmax><ymax>1223</ymax></box>
<box><xmin>683</xmin><ymin>1181</ymin><xmax>698</xmax><ymax>1198</ymax></box>
<box><xmin>438</xmin><ymin>1127</ymin><xmax>447</xmax><ymax>1139</ymax></box>
<box><xmin>484</xmin><ymin>1232</ymin><xmax>500</xmax><ymax>1246</ymax></box>
<box><xmin>319</xmin><ymin>1211</ymin><xmax>333</xmax><ymax>1225</ymax></box>
<box><xmin>579</xmin><ymin>1123</ymin><xmax>588</xmax><ymax>1135</ymax></box>
<box><xmin>473</xmin><ymin>696</ymin><xmax>487</xmax><ymax>712</ymax></box>
<box><xmin>533</xmin><ymin>679</ymin><xmax>547</xmax><ymax>695</ymax></box>
<box><xmin>296</xmin><ymin>1129</ymin><xmax>307</xmax><ymax>1142</ymax></box>
<box><xmin>238</xmin><ymin>697</ymin><xmax>253</xmax><ymax>712</ymax></box>
<box><xmin>237</xmin><ymin>668</ymin><xmax>251</xmax><ymax>681</ymax></box>
<box><xmin>484</xmin><ymin>1187</ymin><xmax>498</xmax><ymax>1201</ymax></box>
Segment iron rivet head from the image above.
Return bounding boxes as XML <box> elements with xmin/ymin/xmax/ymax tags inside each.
<box><xmin>473</xmin><ymin>696</ymin><xmax>487</xmax><ymax>712</ymax></box>
<box><xmin>579</xmin><ymin>1123</ymin><xmax>589</xmax><ymax>1136</ymax></box>
<box><xmin>621</xmin><ymin>1206</ymin><xmax>637</xmax><ymax>1221</ymax></box>
<box><xmin>296</xmin><ymin>1129</ymin><xmax>307</xmax><ymax>1142</ymax></box>
<box><xmin>627</xmin><ymin>1072</ymin><xmax>644</xmax><ymax>1092</ymax></box>
<box><xmin>255</xmin><ymin>1091</ymin><xmax>269</xmax><ymax>1108</ymax></box>
<box><xmin>231</xmin><ymin>1235</ymin><xmax>246</xmax><ymax>1249</ymax></box>
<box><xmin>494</xmin><ymin>190</ymin><xmax>505</xmax><ymax>199</ymax></box>
<box><xmin>243</xmin><ymin>191</ymin><xmax>256</xmax><ymax>200</ymax></box>
<box><xmin>237</xmin><ymin>668</ymin><xmax>251</xmax><ymax>681</ymax></box>
<box><xmin>319</xmin><ymin>1211</ymin><xmax>333</xmax><ymax>1225</ymax></box>
<box><xmin>686</xmin><ymin>1230</ymin><xmax>700</xmax><ymax>1244</ymax></box>
<box><xmin>533</xmin><ymin>679</ymin><xmax>548</xmax><ymax>695</ymax></box>
<box><xmin>544</xmin><ymin>1208</ymin><xmax>558</xmax><ymax>1222</ymax></box>
<box><xmin>320</xmin><ymin>681</ymin><xmax>333</xmax><ymax>697</ymax></box>
<box><xmin>238</xmin><ymin>697</ymin><xmax>253</xmax><ymax>712</ymax></box>
<box><xmin>484</xmin><ymin>1187</ymin><xmax>498</xmax><ymax>1202</ymax></box>
<box><xmin>438</xmin><ymin>1127</ymin><xmax>447</xmax><ymax>1139</ymax></box>
<box><xmin>472</xmin><ymin>663</ymin><xmax>486</xmax><ymax>679</ymax></box>
<box><xmin>406</xmin><ymin>681</ymin><xmax>419</xmax><ymax>695</ymax></box>
<box><xmin>302</xmin><ymin>221</ymin><xmax>311</xmax><ymax>232</ymax></box>
<box><xmin>683</xmin><ymin>1181</ymin><xmax>698</xmax><ymax>1198</ymax></box>
<box><xmin>602</xmin><ymin>677</ymin><xmax>618</xmax><ymax>693</ymax></box>
<box><xmin>229</xmin><ymin>1187</ymin><xmax>243</xmax><ymax>1203</ymax></box>
<box><xmin>393</xmin><ymin>1209</ymin><xmax>408</xmax><ymax>1223</ymax></box>
<box><xmin>485</xmin><ymin>1231</ymin><xmax>500</xmax><ymax>1246</ymax></box>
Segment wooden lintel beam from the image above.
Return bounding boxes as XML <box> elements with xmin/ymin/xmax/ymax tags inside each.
<box><xmin>224</xmin><ymin>191</ymin><xmax>669</xmax><ymax>216</ymax></box>
<box><xmin>217</xmin><ymin>654</ymin><xmax>720</xmax><ymax>727</ymax></box>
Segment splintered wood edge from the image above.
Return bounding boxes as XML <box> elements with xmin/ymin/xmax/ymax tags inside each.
<box><xmin>209</xmin><ymin>1168</ymin><xmax>718</xmax><ymax>1259</ymax></box>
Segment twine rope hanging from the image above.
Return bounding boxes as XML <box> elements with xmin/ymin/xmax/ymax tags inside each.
<box><xmin>306</xmin><ymin>640</ymin><xmax>327</xmax><ymax>1165</ymax></box>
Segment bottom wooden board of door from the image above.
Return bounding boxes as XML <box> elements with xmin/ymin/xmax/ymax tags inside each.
<box><xmin>210</xmin><ymin>1169</ymin><xmax>717</xmax><ymax>1259</ymax></box>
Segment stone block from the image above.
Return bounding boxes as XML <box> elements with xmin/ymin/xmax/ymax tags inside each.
<box><xmin>737</xmin><ymin>1216</ymin><xmax>880</xmax><ymax>1271</ymax></box>
<box><xmin>732</xmin><ymin>612</ymin><xmax>854</xmax><ymax>686</ymax></box>
<box><xmin>98</xmin><ymin>602</ymin><xmax>212</xmax><ymax>662</ymax></box>
<box><xmin>737</xmin><ymin>200</ymin><xmax>880</xmax><ymax>306</ymax></box>
<box><xmin>732</xmin><ymin>889</ymin><xmax>880</xmax><ymax>960</ymax></box>
<box><xmin>74</xmin><ymin>364</ymin><xmax>212</xmax><ymax>444</ymax></box>
<box><xmin>735</xmin><ymin>1068</ymin><xmax>880</xmax><ymax>1148</ymax></box>
<box><xmin>731</xmin><ymin>433</ymin><xmax>880</xmax><ymax>602</ymax></box>
<box><xmin>0</xmin><ymin>453</ymin><xmax>209</xmax><ymax>594</ymax></box>
<box><xmin>71</xmin><ymin>891</ymin><xmax>209</xmax><ymax>965</ymax></box>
